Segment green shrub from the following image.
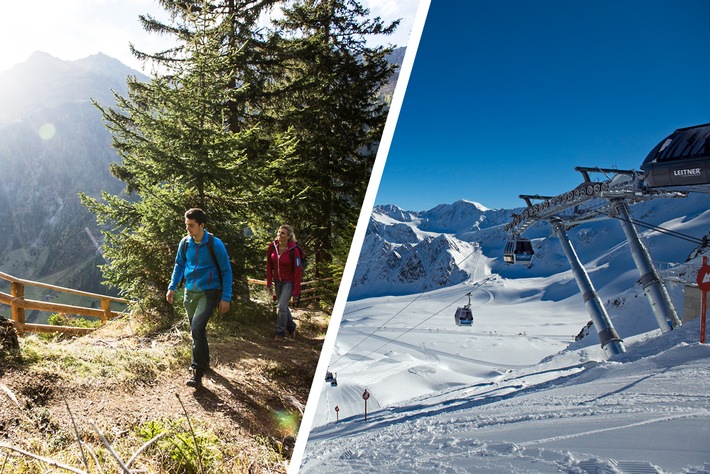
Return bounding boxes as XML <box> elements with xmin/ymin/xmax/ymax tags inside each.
<box><xmin>47</xmin><ymin>313</ymin><xmax>101</xmax><ymax>329</ymax></box>
<box><xmin>138</xmin><ymin>418</ymin><xmax>221</xmax><ymax>473</ymax></box>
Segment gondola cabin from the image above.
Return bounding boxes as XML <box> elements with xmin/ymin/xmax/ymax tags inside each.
<box><xmin>454</xmin><ymin>292</ymin><xmax>474</xmax><ymax>326</ymax></box>
<box><xmin>454</xmin><ymin>306</ymin><xmax>473</xmax><ymax>326</ymax></box>
<box><xmin>641</xmin><ymin>123</ymin><xmax>710</xmax><ymax>189</ymax></box>
<box><xmin>325</xmin><ymin>371</ymin><xmax>334</xmax><ymax>383</ymax></box>
<box><xmin>504</xmin><ymin>237</ymin><xmax>534</xmax><ymax>264</ymax></box>
<box><xmin>331</xmin><ymin>374</ymin><xmax>338</xmax><ymax>387</ymax></box>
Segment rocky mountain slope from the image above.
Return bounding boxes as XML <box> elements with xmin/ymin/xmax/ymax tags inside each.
<box><xmin>0</xmin><ymin>52</ymin><xmax>143</xmax><ymax>300</ymax></box>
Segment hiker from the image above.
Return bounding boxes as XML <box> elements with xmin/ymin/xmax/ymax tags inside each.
<box><xmin>266</xmin><ymin>225</ymin><xmax>303</xmax><ymax>340</ymax></box>
<box><xmin>166</xmin><ymin>208</ymin><xmax>232</xmax><ymax>388</ymax></box>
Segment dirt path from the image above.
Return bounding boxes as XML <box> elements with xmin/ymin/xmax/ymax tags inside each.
<box><xmin>0</xmin><ymin>308</ymin><xmax>327</xmax><ymax>473</ymax></box>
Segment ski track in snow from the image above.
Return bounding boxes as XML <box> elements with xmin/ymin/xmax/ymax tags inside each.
<box><xmin>515</xmin><ymin>410</ymin><xmax>710</xmax><ymax>448</ymax></box>
<box><xmin>303</xmin><ymin>338</ymin><xmax>710</xmax><ymax>473</ymax></box>
<box><xmin>344</xmin><ymin>327</ymin><xmax>538</xmax><ymax>369</ymax></box>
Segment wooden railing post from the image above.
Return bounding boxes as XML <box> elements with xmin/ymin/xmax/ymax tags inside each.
<box><xmin>10</xmin><ymin>281</ymin><xmax>25</xmax><ymax>334</ymax></box>
<box><xmin>100</xmin><ymin>298</ymin><xmax>111</xmax><ymax>325</ymax></box>
<box><xmin>247</xmin><ymin>277</ymin><xmax>335</xmax><ymax>308</ymax></box>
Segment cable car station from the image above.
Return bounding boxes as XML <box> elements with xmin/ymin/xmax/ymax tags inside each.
<box><xmin>504</xmin><ymin>123</ymin><xmax>710</xmax><ymax>357</ymax></box>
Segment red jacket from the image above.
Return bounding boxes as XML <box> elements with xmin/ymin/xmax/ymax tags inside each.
<box><xmin>266</xmin><ymin>241</ymin><xmax>303</xmax><ymax>296</ymax></box>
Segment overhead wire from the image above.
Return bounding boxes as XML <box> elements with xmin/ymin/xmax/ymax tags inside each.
<box><xmin>328</xmin><ymin>246</ymin><xmax>484</xmax><ymax>370</ymax></box>
<box><xmin>331</xmin><ymin>280</ymin><xmax>492</xmax><ymax>374</ymax></box>
<box><xmin>331</xmin><ymin>290</ymin><xmax>473</xmax><ymax>374</ymax></box>
<box><xmin>606</xmin><ymin>213</ymin><xmax>706</xmax><ymax>245</ymax></box>
<box><xmin>634</xmin><ymin>218</ymin><xmax>704</xmax><ymax>245</ymax></box>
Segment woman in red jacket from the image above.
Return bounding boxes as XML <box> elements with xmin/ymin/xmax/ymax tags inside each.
<box><xmin>266</xmin><ymin>225</ymin><xmax>303</xmax><ymax>340</ymax></box>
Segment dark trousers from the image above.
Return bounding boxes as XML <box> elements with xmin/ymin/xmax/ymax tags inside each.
<box><xmin>184</xmin><ymin>289</ymin><xmax>220</xmax><ymax>370</ymax></box>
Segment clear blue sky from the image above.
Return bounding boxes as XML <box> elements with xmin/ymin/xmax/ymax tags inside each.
<box><xmin>374</xmin><ymin>0</ymin><xmax>710</xmax><ymax>211</ymax></box>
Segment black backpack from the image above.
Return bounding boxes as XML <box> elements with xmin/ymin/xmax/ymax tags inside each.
<box><xmin>180</xmin><ymin>232</ymin><xmax>223</xmax><ymax>287</ymax></box>
<box><xmin>290</xmin><ymin>245</ymin><xmax>307</xmax><ymax>271</ymax></box>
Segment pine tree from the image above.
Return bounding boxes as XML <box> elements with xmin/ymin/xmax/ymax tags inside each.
<box><xmin>81</xmin><ymin>1</ymin><xmax>292</xmax><ymax>309</ymax></box>
<box><xmin>266</xmin><ymin>0</ymin><xmax>399</xmax><ymax>278</ymax></box>
<box><xmin>81</xmin><ymin>0</ymin><xmax>399</xmax><ymax>312</ymax></box>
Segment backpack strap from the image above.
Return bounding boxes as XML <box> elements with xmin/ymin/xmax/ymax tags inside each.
<box><xmin>180</xmin><ymin>236</ymin><xmax>189</xmax><ymax>261</ymax></box>
<box><xmin>290</xmin><ymin>245</ymin><xmax>304</xmax><ymax>271</ymax></box>
<box><xmin>206</xmin><ymin>233</ymin><xmax>223</xmax><ymax>287</ymax></box>
<box><xmin>180</xmin><ymin>233</ymin><xmax>223</xmax><ymax>288</ymax></box>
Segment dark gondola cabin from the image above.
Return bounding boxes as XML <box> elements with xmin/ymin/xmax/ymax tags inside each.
<box><xmin>641</xmin><ymin>123</ymin><xmax>710</xmax><ymax>188</ymax></box>
<box><xmin>454</xmin><ymin>292</ymin><xmax>474</xmax><ymax>326</ymax></box>
<box><xmin>504</xmin><ymin>237</ymin><xmax>534</xmax><ymax>264</ymax></box>
<box><xmin>454</xmin><ymin>306</ymin><xmax>473</xmax><ymax>326</ymax></box>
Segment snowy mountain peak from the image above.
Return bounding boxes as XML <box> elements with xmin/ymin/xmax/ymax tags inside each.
<box><xmin>372</xmin><ymin>204</ymin><xmax>419</xmax><ymax>222</ymax></box>
<box><xmin>353</xmin><ymin>193</ymin><xmax>710</xmax><ymax>301</ymax></box>
<box><xmin>432</xmin><ymin>199</ymin><xmax>490</xmax><ymax>213</ymax></box>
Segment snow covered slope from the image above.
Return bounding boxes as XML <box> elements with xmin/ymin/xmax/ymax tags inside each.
<box><xmin>302</xmin><ymin>320</ymin><xmax>710</xmax><ymax>473</ymax></box>
<box><xmin>298</xmin><ymin>192</ymin><xmax>710</xmax><ymax>473</ymax></box>
<box><xmin>350</xmin><ymin>195</ymin><xmax>709</xmax><ymax>301</ymax></box>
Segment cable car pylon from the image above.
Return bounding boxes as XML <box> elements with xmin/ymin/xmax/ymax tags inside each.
<box><xmin>611</xmin><ymin>199</ymin><xmax>681</xmax><ymax>331</ymax></box>
<box><xmin>550</xmin><ymin>218</ymin><xmax>625</xmax><ymax>356</ymax></box>
<box><xmin>502</xmin><ymin>145</ymin><xmax>696</xmax><ymax>354</ymax></box>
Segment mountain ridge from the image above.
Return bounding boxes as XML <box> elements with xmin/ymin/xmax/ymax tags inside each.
<box><xmin>350</xmin><ymin>193</ymin><xmax>709</xmax><ymax>301</ymax></box>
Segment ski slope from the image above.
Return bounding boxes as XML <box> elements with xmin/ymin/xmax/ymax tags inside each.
<box><xmin>302</xmin><ymin>301</ymin><xmax>710</xmax><ymax>473</ymax></box>
<box><xmin>296</xmin><ymin>194</ymin><xmax>710</xmax><ymax>473</ymax></box>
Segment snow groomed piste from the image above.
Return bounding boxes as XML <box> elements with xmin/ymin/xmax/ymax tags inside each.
<box><xmin>504</xmin><ymin>123</ymin><xmax>710</xmax><ymax>357</ymax></box>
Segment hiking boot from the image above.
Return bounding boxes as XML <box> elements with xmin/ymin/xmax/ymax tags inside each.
<box><xmin>274</xmin><ymin>335</ymin><xmax>286</xmax><ymax>341</ymax></box>
<box><xmin>186</xmin><ymin>368</ymin><xmax>203</xmax><ymax>388</ymax></box>
<box><xmin>287</xmin><ymin>329</ymin><xmax>296</xmax><ymax>340</ymax></box>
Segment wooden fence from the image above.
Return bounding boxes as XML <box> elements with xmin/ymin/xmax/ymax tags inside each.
<box><xmin>247</xmin><ymin>277</ymin><xmax>333</xmax><ymax>307</ymax></box>
<box><xmin>0</xmin><ymin>270</ymin><xmax>331</xmax><ymax>336</ymax></box>
<box><xmin>0</xmin><ymin>271</ymin><xmax>130</xmax><ymax>335</ymax></box>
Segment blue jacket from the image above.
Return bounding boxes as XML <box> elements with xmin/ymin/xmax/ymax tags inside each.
<box><xmin>168</xmin><ymin>231</ymin><xmax>233</xmax><ymax>301</ymax></box>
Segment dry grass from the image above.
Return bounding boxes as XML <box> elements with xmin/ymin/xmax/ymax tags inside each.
<box><xmin>0</xmin><ymin>303</ymin><xmax>329</xmax><ymax>473</ymax></box>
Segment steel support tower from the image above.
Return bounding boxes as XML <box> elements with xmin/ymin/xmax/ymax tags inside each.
<box><xmin>611</xmin><ymin>198</ymin><xmax>682</xmax><ymax>331</ymax></box>
<box><xmin>504</xmin><ymin>167</ymin><xmax>687</xmax><ymax>354</ymax></box>
<box><xmin>551</xmin><ymin>218</ymin><xmax>626</xmax><ymax>356</ymax></box>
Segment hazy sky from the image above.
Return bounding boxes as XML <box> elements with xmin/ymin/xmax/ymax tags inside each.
<box><xmin>0</xmin><ymin>0</ymin><xmax>418</xmax><ymax>73</ymax></box>
<box><xmin>375</xmin><ymin>0</ymin><xmax>710</xmax><ymax>211</ymax></box>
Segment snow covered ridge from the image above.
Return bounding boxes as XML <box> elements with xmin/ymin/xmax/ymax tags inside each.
<box><xmin>351</xmin><ymin>200</ymin><xmax>513</xmax><ymax>299</ymax></box>
<box><xmin>350</xmin><ymin>194</ymin><xmax>710</xmax><ymax>300</ymax></box>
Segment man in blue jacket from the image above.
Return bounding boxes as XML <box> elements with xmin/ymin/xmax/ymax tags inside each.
<box><xmin>166</xmin><ymin>208</ymin><xmax>233</xmax><ymax>388</ymax></box>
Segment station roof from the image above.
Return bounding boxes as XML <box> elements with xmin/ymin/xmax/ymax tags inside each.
<box><xmin>642</xmin><ymin>123</ymin><xmax>710</xmax><ymax>166</ymax></box>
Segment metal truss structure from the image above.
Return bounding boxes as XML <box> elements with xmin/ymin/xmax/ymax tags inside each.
<box><xmin>504</xmin><ymin>166</ymin><xmax>690</xmax><ymax>357</ymax></box>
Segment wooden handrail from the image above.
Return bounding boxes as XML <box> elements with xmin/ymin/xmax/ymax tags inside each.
<box><xmin>0</xmin><ymin>291</ymin><xmax>120</xmax><ymax>319</ymax></box>
<box><xmin>0</xmin><ymin>270</ymin><xmax>129</xmax><ymax>304</ymax></box>
<box><xmin>0</xmin><ymin>270</ymin><xmax>131</xmax><ymax>335</ymax></box>
<box><xmin>247</xmin><ymin>277</ymin><xmax>337</xmax><ymax>306</ymax></box>
<box><xmin>247</xmin><ymin>277</ymin><xmax>335</xmax><ymax>286</ymax></box>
